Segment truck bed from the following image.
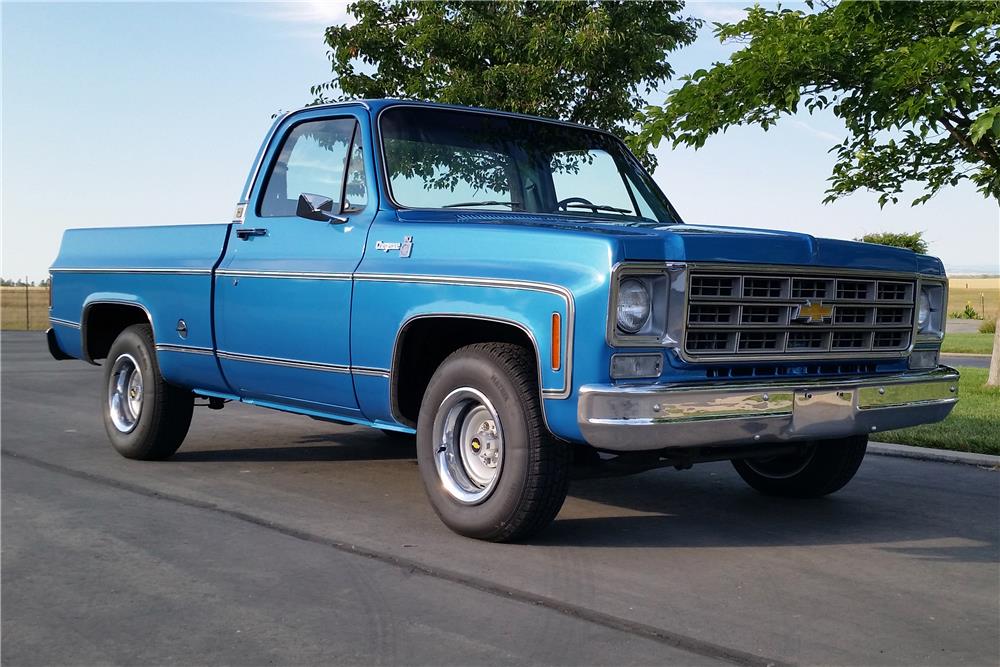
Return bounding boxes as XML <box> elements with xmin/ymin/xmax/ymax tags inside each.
<box><xmin>48</xmin><ymin>223</ymin><xmax>232</xmax><ymax>392</ymax></box>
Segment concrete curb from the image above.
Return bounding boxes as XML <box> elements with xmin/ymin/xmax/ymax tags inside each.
<box><xmin>869</xmin><ymin>442</ymin><xmax>999</xmax><ymax>467</ymax></box>
<box><xmin>941</xmin><ymin>352</ymin><xmax>992</xmax><ymax>358</ymax></box>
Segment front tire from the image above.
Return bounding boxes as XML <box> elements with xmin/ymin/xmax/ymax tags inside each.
<box><xmin>102</xmin><ymin>324</ymin><xmax>193</xmax><ymax>460</ymax></box>
<box><xmin>731</xmin><ymin>435</ymin><xmax>868</xmax><ymax>498</ymax></box>
<box><xmin>416</xmin><ymin>343</ymin><xmax>569</xmax><ymax>541</ymax></box>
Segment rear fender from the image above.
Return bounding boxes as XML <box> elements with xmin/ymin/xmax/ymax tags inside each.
<box><xmin>81</xmin><ymin>295</ymin><xmax>155</xmax><ymax>364</ymax></box>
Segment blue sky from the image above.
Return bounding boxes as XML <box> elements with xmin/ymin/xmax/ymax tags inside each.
<box><xmin>3</xmin><ymin>1</ymin><xmax>998</xmax><ymax>281</ymax></box>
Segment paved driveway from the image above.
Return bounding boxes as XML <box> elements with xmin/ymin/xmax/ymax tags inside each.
<box><xmin>3</xmin><ymin>332</ymin><xmax>998</xmax><ymax>666</ymax></box>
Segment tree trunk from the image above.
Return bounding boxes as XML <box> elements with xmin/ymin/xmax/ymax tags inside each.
<box><xmin>988</xmin><ymin>315</ymin><xmax>1000</xmax><ymax>387</ymax></box>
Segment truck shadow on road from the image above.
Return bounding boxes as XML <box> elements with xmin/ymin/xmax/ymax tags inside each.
<box><xmin>171</xmin><ymin>431</ymin><xmax>417</xmax><ymax>463</ymax></box>
<box><xmin>169</xmin><ymin>432</ymin><xmax>997</xmax><ymax>562</ymax></box>
<box><xmin>535</xmin><ymin>466</ymin><xmax>1000</xmax><ymax>562</ymax></box>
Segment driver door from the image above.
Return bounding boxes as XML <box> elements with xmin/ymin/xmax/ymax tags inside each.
<box><xmin>214</xmin><ymin>111</ymin><xmax>374</xmax><ymax>415</ymax></box>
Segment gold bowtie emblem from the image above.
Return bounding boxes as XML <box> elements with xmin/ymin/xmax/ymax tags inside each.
<box><xmin>795</xmin><ymin>300</ymin><xmax>833</xmax><ymax>323</ymax></box>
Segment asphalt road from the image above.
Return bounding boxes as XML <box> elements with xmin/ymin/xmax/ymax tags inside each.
<box><xmin>941</xmin><ymin>353</ymin><xmax>991</xmax><ymax>370</ymax></box>
<box><xmin>946</xmin><ymin>319</ymin><xmax>986</xmax><ymax>334</ymax></box>
<box><xmin>3</xmin><ymin>332</ymin><xmax>998</xmax><ymax>666</ymax></box>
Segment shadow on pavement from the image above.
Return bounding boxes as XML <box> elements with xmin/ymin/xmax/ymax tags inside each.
<box><xmin>528</xmin><ymin>467</ymin><xmax>1000</xmax><ymax>561</ymax></box>
<box><xmin>169</xmin><ymin>425</ymin><xmax>997</xmax><ymax>561</ymax></box>
<box><xmin>172</xmin><ymin>431</ymin><xmax>417</xmax><ymax>463</ymax></box>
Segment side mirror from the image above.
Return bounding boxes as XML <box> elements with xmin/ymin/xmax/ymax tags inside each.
<box><xmin>296</xmin><ymin>193</ymin><xmax>347</xmax><ymax>224</ymax></box>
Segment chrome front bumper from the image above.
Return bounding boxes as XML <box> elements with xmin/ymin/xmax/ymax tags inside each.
<box><xmin>577</xmin><ymin>366</ymin><xmax>959</xmax><ymax>452</ymax></box>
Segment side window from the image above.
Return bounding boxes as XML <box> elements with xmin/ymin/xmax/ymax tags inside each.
<box><xmin>550</xmin><ymin>149</ymin><xmax>637</xmax><ymax>216</ymax></box>
<box><xmin>259</xmin><ymin>118</ymin><xmax>357</xmax><ymax>218</ymax></box>
<box><xmin>344</xmin><ymin>133</ymin><xmax>367</xmax><ymax>211</ymax></box>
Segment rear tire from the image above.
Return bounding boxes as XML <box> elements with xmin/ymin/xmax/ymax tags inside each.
<box><xmin>731</xmin><ymin>435</ymin><xmax>868</xmax><ymax>498</ymax></box>
<box><xmin>416</xmin><ymin>343</ymin><xmax>569</xmax><ymax>542</ymax></box>
<box><xmin>102</xmin><ymin>324</ymin><xmax>193</xmax><ymax>460</ymax></box>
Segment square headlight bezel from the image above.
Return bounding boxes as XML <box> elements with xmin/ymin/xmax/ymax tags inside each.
<box><xmin>607</xmin><ymin>262</ymin><xmax>686</xmax><ymax>348</ymax></box>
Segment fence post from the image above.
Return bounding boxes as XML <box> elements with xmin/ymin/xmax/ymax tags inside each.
<box><xmin>25</xmin><ymin>276</ymin><xmax>30</xmax><ymax>330</ymax></box>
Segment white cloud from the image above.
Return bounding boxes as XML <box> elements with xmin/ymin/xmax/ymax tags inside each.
<box><xmin>687</xmin><ymin>1</ymin><xmax>812</xmax><ymax>25</ymax></box>
<box><xmin>237</xmin><ymin>1</ymin><xmax>354</xmax><ymax>26</ymax></box>
<box><xmin>686</xmin><ymin>2</ymin><xmax>752</xmax><ymax>24</ymax></box>
<box><xmin>790</xmin><ymin>119</ymin><xmax>841</xmax><ymax>144</ymax></box>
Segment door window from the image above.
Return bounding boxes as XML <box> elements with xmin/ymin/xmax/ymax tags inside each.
<box><xmin>259</xmin><ymin>118</ymin><xmax>358</xmax><ymax>217</ymax></box>
<box><xmin>343</xmin><ymin>131</ymin><xmax>367</xmax><ymax>211</ymax></box>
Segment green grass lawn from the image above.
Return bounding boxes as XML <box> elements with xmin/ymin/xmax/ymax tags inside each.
<box><xmin>941</xmin><ymin>332</ymin><xmax>995</xmax><ymax>355</ymax></box>
<box><xmin>871</xmin><ymin>366</ymin><xmax>999</xmax><ymax>455</ymax></box>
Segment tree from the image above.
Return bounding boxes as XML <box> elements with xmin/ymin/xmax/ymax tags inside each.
<box><xmin>989</xmin><ymin>321</ymin><xmax>1000</xmax><ymax>387</ymax></box>
<box><xmin>314</xmin><ymin>0</ymin><xmax>699</xmax><ymax>160</ymax></box>
<box><xmin>855</xmin><ymin>231</ymin><xmax>929</xmax><ymax>254</ymax></box>
<box><xmin>630</xmin><ymin>1</ymin><xmax>1000</xmax><ymax>206</ymax></box>
<box><xmin>630</xmin><ymin>0</ymin><xmax>1000</xmax><ymax>385</ymax></box>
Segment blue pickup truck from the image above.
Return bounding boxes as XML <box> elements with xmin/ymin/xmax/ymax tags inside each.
<box><xmin>48</xmin><ymin>99</ymin><xmax>958</xmax><ymax>541</ymax></box>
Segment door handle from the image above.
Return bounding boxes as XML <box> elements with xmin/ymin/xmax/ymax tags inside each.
<box><xmin>236</xmin><ymin>227</ymin><xmax>267</xmax><ymax>240</ymax></box>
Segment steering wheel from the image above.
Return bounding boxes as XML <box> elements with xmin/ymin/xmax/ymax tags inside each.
<box><xmin>556</xmin><ymin>196</ymin><xmax>597</xmax><ymax>212</ymax></box>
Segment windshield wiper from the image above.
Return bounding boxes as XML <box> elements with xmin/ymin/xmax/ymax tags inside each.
<box><xmin>443</xmin><ymin>200</ymin><xmax>522</xmax><ymax>209</ymax></box>
<box><xmin>563</xmin><ymin>202</ymin><xmax>633</xmax><ymax>214</ymax></box>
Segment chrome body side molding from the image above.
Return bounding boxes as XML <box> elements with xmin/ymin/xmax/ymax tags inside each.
<box><xmin>156</xmin><ymin>344</ymin><xmax>214</xmax><ymax>356</ymax></box>
<box><xmin>49</xmin><ymin>317</ymin><xmax>81</xmax><ymax>330</ymax></box>
<box><xmin>358</xmin><ymin>273</ymin><xmax>575</xmax><ymax>400</ymax></box>
<box><xmin>217</xmin><ymin>350</ymin><xmax>352</xmax><ymax>374</ymax></box>
<box><xmin>50</xmin><ymin>267</ymin><xmax>212</xmax><ymax>275</ymax></box>
<box><xmin>215</xmin><ymin>269</ymin><xmax>353</xmax><ymax>281</ymax></box>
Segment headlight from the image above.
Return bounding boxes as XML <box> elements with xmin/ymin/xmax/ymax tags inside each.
<box><xmin>617</xmin><ymin>279</ymin><xmax>651</xmax><ymax>333</ymax></box>
<box><xmin>917</xmin><ymin>290</ymin><xmax>931</xmax><ymax>330</ymax></box>
<box><xmin>916</xmin><ymin>282</ymin><xmax>945</xmax><ymax>336</ymax></box>
<box><xmin>607</xmin><ymin>265</ymin><xmax>685</xmax><ymax>347</ymax></box>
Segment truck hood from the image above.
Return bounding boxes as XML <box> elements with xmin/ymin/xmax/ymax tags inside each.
<box><xmin>617</xmin><ymin>223</ymin><xmax>946</xmax><ymax>275</ymax></box>
<box><xmin>396</xmin><ymin>210</ymin><xmax>946</xmax><ymax>276</ymax></box>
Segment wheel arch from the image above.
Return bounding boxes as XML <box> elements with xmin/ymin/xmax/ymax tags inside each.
<box><xmin>390</xmin><ymin>314</ymin><xmax>548</xmax><ymax>428</ymax></box>
<box><xmin>81</xmin><ymin>299</ymin><xmax>154</xmax><ymax>364</ymax></box>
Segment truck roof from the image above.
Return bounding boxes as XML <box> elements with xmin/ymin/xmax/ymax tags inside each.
<box><xmin>282</xmin><ymin>98</ymin><xmax>602</xmax><ymax>133</ymax></box>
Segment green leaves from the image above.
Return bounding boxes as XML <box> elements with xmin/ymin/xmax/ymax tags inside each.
<box><xmin>854</xmin><ymin>231</ymin><xmax>929</xmax><ymax>254</ymax></box>
<box><xmin>970</xmin><ymin>106</ymin><xmax>1000</xmax><ymax>145</ymax></box>
<box><xmin>315</xmin><ymin>0</ymin><xmax>699</xmax><ymax>166</ymax></box>
<box><xmin>634</xmin><ymin>0</ymin><xmax>1000</xmax><ymax>205</ymax></box>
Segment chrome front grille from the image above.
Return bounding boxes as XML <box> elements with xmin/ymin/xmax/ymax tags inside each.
<box><xmin>683</xmin><ymin>269</ymin><xmax>916</xmax><ymax>360</ymax></box>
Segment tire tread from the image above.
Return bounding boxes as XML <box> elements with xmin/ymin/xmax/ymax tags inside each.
<box><xmin>732</xmin><ymin>435</ymin><xmax>868</xmax><ymax>498</ymax></box>
<box><xmin>105</xmin><ymin>324</ymin><xmax>192</xmax><ymax>460</ymax></box>
<box><xmin>424</xmin><ymin>342</ymin><xmax>569</xmax><ymax>542</ymax></box>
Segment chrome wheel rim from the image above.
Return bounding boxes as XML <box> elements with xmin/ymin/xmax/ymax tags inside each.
<box><xmin>744</xmin><ymin>444</ymin><xmax>816</xmax><ymax>479</ymax></box>
<box><xmin>432</xmin><ymin>387</ymin><xmax>504</xmax><ymax>505</ymax></box>
<box><xmin>108</xmin><ymin>353</ymin><xmax>143</xmax><ymax>433</ymax></box>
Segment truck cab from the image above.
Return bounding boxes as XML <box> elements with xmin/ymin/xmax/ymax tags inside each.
<box><xmin>48</xmin><ymin>100</ymin><xmax>959</xmax><ymax>541</ymax></box>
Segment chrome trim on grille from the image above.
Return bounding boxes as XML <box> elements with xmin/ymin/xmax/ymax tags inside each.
<box><xmin>680</xmin><ymin>264</ymin><xmax>919</xmax><ymax>362</ymax></box>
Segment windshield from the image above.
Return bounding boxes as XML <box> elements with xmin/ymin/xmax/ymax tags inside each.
<box><xmin>380</xmin><ymin>107</ymin><xmax>679</xmax><ymax>224</ymax></box>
